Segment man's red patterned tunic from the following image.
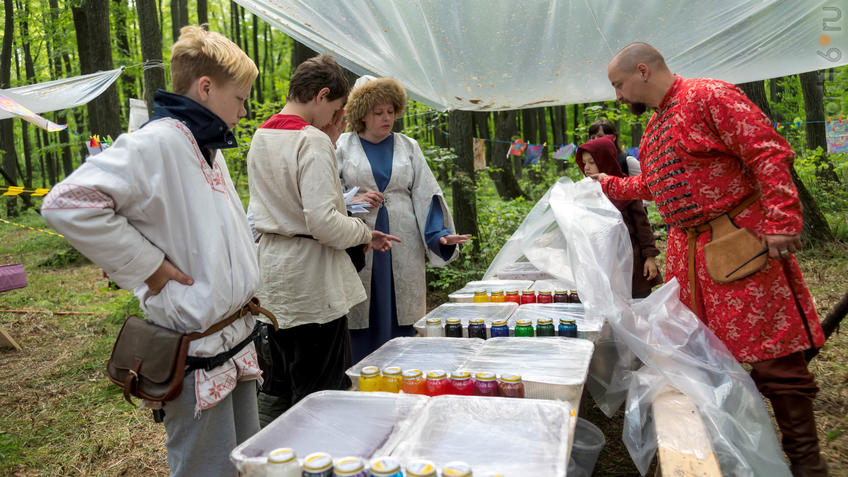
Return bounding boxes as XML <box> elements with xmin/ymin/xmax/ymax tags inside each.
<box><xmin>601</xmin><ymin>75</ymin><xmax>825</xmax><ymax>363</ymax></box>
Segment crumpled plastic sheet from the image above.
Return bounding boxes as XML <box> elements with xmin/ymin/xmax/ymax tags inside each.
<box><xmin>528</xmin><ymin>278</ymin><xmax>577</xmax><ymax>292</ymax></box>
<box><xmin>448</xmin><ymin>279</ymin><xmax>533</xmax><ymax>302</ymax></box>
<box><xmin>230</xmin><ymin>391</ymin><xmax>428</xmax><ymax>474</ymax></box>
<box><xmin>547</xmin><ymin>178</ymin><xmax>790</xmax><ymax>476</ymax></box>
<box><xmin>390</xmin><ymin>395</ymin><xmax>572</xmax><ymax>476</ymax></box>
<box><xmin>492</xmin><ymin>261</ymin><xmax>555</xmax><ymax>281</ymax></box>
<box><xmin>510</xmin><ymin>303</ymin><xmax>604</xmax><ymax>341</ymax></box>
<box><xmin>413</xmin><ymin>302</ymin><xmax>518</xmax><ymax>337</ymax></box>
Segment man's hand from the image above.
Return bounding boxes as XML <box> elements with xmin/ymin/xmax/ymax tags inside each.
<box><xmin>365</xmin><ymin>230</ymin><xmax>401</xmax><ymax>253</ymax></box>
<box><xmin>587</xmin><ymin>172</ymin><xmax>608</xmax><ymax>181</ymax></box>
<box><xmin>352</xmin><ymin>191</ymin><xmax>384</xmax><ymax>208</ymax></box>
<box><xmin>144</xmin><ymin>259</ymin><xmax>194</xmax><ymax>295</ymax></box>
<box><xmin>440</xmin><ymin>234</ymin><xmax>472</xmax><ymax>246</ymax></box>
<box><xmin>764</xmin><ymin>233</ymin><xmax>802</xmax><ymax>260</ymax></box>
<box><xmin>643</xmin><ymin>256</ymin><xmax>659</xmax><ymax>280</ymax></box>
<box><xmin>321</xmin><ymin>108</ymin><xmax>347</xmax><ymax>147</ymax></box>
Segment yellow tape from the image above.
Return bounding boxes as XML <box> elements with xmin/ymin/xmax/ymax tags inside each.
<box><xmin>2</xmin><ymin>186</ymin><xmax>24</xmax><ymax>196</ymax></box>
<box><xmin>0</xmin><ymin>185</ymin><xmax>52</xmax><ymax>197</ymax></box>
<box><xmin>0</xmin><ymin>217</ymin><xmax>64</xmax><ymax>238</ymax></box>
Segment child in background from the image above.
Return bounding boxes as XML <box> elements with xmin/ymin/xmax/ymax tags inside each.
<box><xmin>42</xmin><ymin>26</ymin><xmax>262</xmax><ymax>477</ymax></box>
<box><xmin>576</xmin><ymin>135</ymin><xmax>663</xmax><ymax>298</ymax></box>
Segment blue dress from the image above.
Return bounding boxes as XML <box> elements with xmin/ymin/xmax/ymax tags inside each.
<box><xmin>349</xmin><ymin>134</ymin><xmax>455</xmax><ymax>363</ymax></box>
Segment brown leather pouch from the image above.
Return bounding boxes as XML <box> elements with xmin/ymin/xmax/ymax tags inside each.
<box><xmin>106</xmin><ymin>316</ymin><xmax>190</xmax><ymax>405</ymax></box>
<box><xmin>703</xmin><ymin>214</ymin><xmax>768</xmax><ymax>284</ymax></box>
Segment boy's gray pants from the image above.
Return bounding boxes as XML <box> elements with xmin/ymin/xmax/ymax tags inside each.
<box><xmin>162</xmin><ymin>371</ymin><xmax>259</xmax><ymax>477</ymax></box>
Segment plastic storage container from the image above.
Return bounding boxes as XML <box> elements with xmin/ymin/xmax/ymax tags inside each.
<box><xmin>568</xmin><ymin>418</ymin><xmax>606</xmax><ymax>477</ymax></box>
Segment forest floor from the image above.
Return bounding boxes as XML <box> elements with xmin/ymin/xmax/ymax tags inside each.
<box><xmin>1</xmin><ymin>210</ymin><xmax>846</xmax><ymax>476</ymax></box>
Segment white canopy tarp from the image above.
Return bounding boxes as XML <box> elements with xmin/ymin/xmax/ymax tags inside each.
<box><xmin>0</xmin><ymin>68</ymin><xmax>123</xmax><ymax>120</ymax></box>
<box><xmin>235</xmin><ymin>0</ymin><xmax>848</xmax><ymax>111</ymax></box>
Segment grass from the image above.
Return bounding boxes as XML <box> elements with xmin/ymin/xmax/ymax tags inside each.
<box><xmin>2</xmin><ymin>207</ymin><xmax>847</xmax><ymax>476</ymax></box>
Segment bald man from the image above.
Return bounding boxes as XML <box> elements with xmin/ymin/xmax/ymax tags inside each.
<box><xmin>595</xmin><ymin>42</ymin><xmax>827</xmax><ymax>476</ymax></box>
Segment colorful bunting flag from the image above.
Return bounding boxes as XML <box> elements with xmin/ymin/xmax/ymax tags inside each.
<box><xmin>826</xmin><ymin>118</ymin><xmax>848</xmax><ymax>154</ymax></box>
<box><xmin>508</xmin><ymin>138</ymin><xmax>527</xmax><ymax>156</ymax></box>
<box><xmin>553</xmin><ymin>144</ymin><xmax>574</xmax><ymax>160</ymax></box>
<box><xmin>524</xmin><ymin>144</ymin><xmax>544</xmax><ymax>166</ymax></box>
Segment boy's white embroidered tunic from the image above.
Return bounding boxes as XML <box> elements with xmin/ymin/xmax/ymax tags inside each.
<box><xmin>42</xmin><ymin>118</ymin><xmax>261</xmax><ymax>413</ymax></box>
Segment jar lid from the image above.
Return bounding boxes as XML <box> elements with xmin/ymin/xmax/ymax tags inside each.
<box><xmin>475</xmin><ymin>371</ymin><xmax>496</xmax><ymax>381</ymax></box>
<box><xmin>490</xmin><ymin>290</ymin><xmax>504</xmax><ymax>295</ymax></box>
<box><xmin>267</xmin><ymin>447</ymin><xmax>295</xmax><ymax>464</ymax></box>
<box><xmin>469</xmin><ymin>318</ymin><xmax>484</xmax><ymax>325</ymax></box>
<box><xmin>334</xmin><ymin>456</ymin><xmax>365</xmax><ymax>475</ymax></box>
<box><xmin>402</xmin><ymin>369</ymin><xmax>423</xmax><ymax>379</ymax></box>
<box><xmin>537</xmin><ymin>318</ymin><xmax>553</xmax><ymax>325</ymax></box>
<box><xmin>473</xmin><ymin>290</ymin><xmax>488</xmax><ymax>295</ymax></box>
<box><xmin>521</xmin><ymin>290</ymin><xmax>535</xmax><ymax>294</ymax></box>
<box><xmin>427</xmin><ymin>369</ymin><xmax>447</xmax><ymax>380</ymax></box>
<box><xmin>382</xmin><ymin>366</ymin><xmax>402</xmax><ymax>376</ymax></box>
<box><xmin>506</xmin><ymin>290</ymin><xmax>518</xmax><ymax>294</ymax></box>
<box><xmin>571</xmin><ymin>289</ymin><xmax>578</xmax><ymax>293</ymax></box>
<box><xmin>425</xmin><ymin>317</ymin><xmax>442</xmax><ymax>325</ymax></box>
<box><xmin>360</xmin><ymin>366</ymin><xmax>380</xmax><ymax>377</ymax></box>
<box><xmin>516</xmin><ymin>319</ymin><xmax>532</xmax><ymax>326</ymax></box>
<box><xmin>303</xmin><ymin>452</ymin><xmax>333</xmax><ymax>472</ymax></box>
<box><xmin>446</xmin><ymin>318</ymin><xmax>462</xmax><ymax>324</ymax></box>
<box><xmin>443</xmin><ymin>461</ymin><xmax>473</xmax><ymax>477</ymax></box>
<box><xmin>555</xmin><ymin>290</ymin><xmax>569</xmax><ymax>294</ymax></box>
<box><xmin>562</xmin><ymin>319</ymin><xmax>576</xmax><ymax>324</ymax></box>
<box><xmin>491</xmin><ymin>319</ymin><xmax>507</xmax><ymax>326</ymax></box>
<box><xmin>369</xmin><ymin>456</ymin><xmax>401</xmax><ymax>475</ymax></box>
<box><xmin>500</xmin><ymin>373</ymin><xmax>522</xmax><ymax>383</ymax></box>
<box><xmin>450</xmin><ymin>370</ymin><xmax>471</xmax><ymax>380</ymax></box>
<box><xmin>538</xmin><ymin>290</ymin><xmax>552</xmax><ymax>295</ymax></box>
<box><xmin>406</xmin><ymin>459</ymin><xmax>438</xmax><ymax>477</ymax></box>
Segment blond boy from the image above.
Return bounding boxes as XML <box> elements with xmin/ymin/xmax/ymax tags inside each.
<box><xmin>42</xmin><ymin>26</ymin><xmax>261</xmax><ymax>477</ymax></box>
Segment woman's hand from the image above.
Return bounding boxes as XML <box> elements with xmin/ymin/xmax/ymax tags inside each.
<box><xmin>440</xmin><ymin>234</ymin><xmax>472</xmax><ymax>246</ymax></box>
<box><xmin>321</xmin><ymin>108</ymin><xmax>347</xmax><ymax>147</ymax></box>
<box><xmin>643</xmin><ymin>256</ymin><xmax>659</xmax><ymax>280</ymax></box>
<box><xmin>352</xmin><ymin>191</ymin><xmax>384</xmax><ymax>208</ymax></box>
<box><xmin>145</xmin><ymin>259</ymin><xmax>194</xmax><ymax>295</ymax></box>
<box><xmin>587</xmin><ymin>172</ymin><xmax>608</xmax><ymax>181</ymax></box>
<box><xmin>365</xmin><ymin>230</ymin><xmax>401</xmax><ymax>253</ymax></box>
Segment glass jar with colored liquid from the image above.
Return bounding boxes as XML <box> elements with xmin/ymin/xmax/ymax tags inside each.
<box><xmin>537</xmin><ymin>290</ymin><xmax>553</xmax><ymax>304</ymax></box>
<box><xmin>472</xmin><ymin>290</ymin><xmax>489</xmax><ymax>303</ymax></box>
<box><xmin>504</xmin><ymin>290</ymin><xmax>521</xmax><ymax>304</ymax></box>
<box><xmin>401</xmin><ymin>369</ymin><xmax>426</xmax><ymax>394</ymax></box>
<box><xmin>520</xmin><ymin>291</ymin><xmax>537</xmax><ymax>305</ymax></box>
<box><xmin>473</xmin><ymin>371</ymin><xmax>498</xmax><ymax>396</ymax></box>
<box><xmin>570</xmin><ymin>289</ymin><xmax>581</xmax><ymax>303</ymax></box>
<box><xmin>554</xmin><ymin>290</ymin><xmax>570</xmax><ymax>303</ymax></box>
<box><xmin>334</xmin><ymin>456</ymin><xmax>369</xmax><ymax>477</ymax></box>
<box><xmin>442</xmin><ymin>461</ymin><xmax>473</xmax><ymax>477</ymax></box>
<box><xmin>358</xmin><ymin>366</ymin><xmax>382</xmax><ymax>392</ymax></box>
<box><xmin>489</xmin><ymin>290</ymin><xmax>505</xmax><ymax>303</ymax></box>
<box><xmin>497</xmin><ymin>373</ymin><xmax>525</xmax><ymax>398</ymax></box>
<box><xmin>468</xmin><ymin>318</ymin><xmax>487</xmax><ymax>340</ymax></box>
<box><xmin>405</xmin><ymin>459</ymin><xmax>438</xmax><ymax>477</ymax></box>
<box><xmin>381</xmin><ymin>366</ymin><xmax>402</xmax><ymax>393</ymax></box>
<box><xmin>514</xmin><ymin>319</ymin><xmax>535</xmax><ymax>337</ymax></box>
<box><xmin>302</xmin><ymin>452</ymin><xmax>334</xmax><ymax>477</ymax></box>
<box><xmin>558</xmin><ymin>319</ymin><xmax>578</xmax><ymax>338</ymax></box>
<box><xmin>445</xmin><ymin>317</ymin><xmax>463</xmax><ymax>337</ymax></box>
<box><xmin>425</xmin><ymin>369</ymin><xmax>449</xmax><ymax>396</ymax></box>
<box><xmin>369</xmin><ymin>457</ymin><xmax>403</xmax><ymax>477</ymax></box>
<box><xmin>448</xmin><ymin>370</ymin><xmax>474</xmax><ymax>395</ymax></box>
<box><xmin>265</xmin><ymin>448</ymin><xmax>300</xmax><ymax>477</ymax></box>
<box><xmin>425</xmin><ymin>317</ymin><xmax>443</xmax><ymax>337</ymax></box>
<box><xmin>489</xmin><ymin>319</ymin><xmax>509</xmax><ymax>338</ymax></box>
<box><xmin>536</xmin><ymin>318</ymin><xmax>555</xmax><ymax>336</ymax></box>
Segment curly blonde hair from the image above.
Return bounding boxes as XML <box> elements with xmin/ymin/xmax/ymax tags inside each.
<box><xmin>345</xmin><ymin>77</ymin><xmax>407</xmax><ymax>134</ymax></box>
<box><xmin>170</xmin><ymin>25</ymin><xmax>258</xmax><ymax>94</ymax></box>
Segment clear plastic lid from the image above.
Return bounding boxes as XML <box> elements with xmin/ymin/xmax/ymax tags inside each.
<box><xmin>334</xmin><ymin>456</ymin><xmax>365</xmax><ymax>474</ymax></box>
<box><xmin>521</xmin><ymin>291</ymin><xmax>535</xmax><ymax>295</ymax></box>
<box><xmin>406</xmin><ymin>459</ymin><xmax>438</xmax><ymax>477</ymax></box>
<box><xmin>516</xmin><ymin>319</ymin><xmax>532</xmax><ymax>326</ymax></box>
<box><xmin>491</xmin><ymin>319</ymin><xmax>507</xmax><ymax>326</ymax></box>
<box><xmin>382</xmin><ymin>366</ymin><xmax>402</xmax><ymax>376</ymax></box>
<box><xmin>450</xmin><ymin>370</ymin><xmax>471</xmax><ymax>380</ymax></box>
<box><xmin>505</xmin><ymin>290</ymin><xmax>519</xmax><ymax>294</ymax></box>
<box><xmin>302</xmin><ymin>452</ymin><xmax>333</xmax><ymax>472</ymax></box>
<box><xmin>469</xmin><ymin>318</ymin><xmax>485</xmax><ymax>325</ymax></box>
<box><xmin>538</xmin><ymin>290</ymin><xmax>552</xmax><ymax>295</ymax></box>
<box><xmin>425</xmin><ymin>317</ymin><xmax>442</xmax><ymax>325</ymax></box>
<box><xmin>443</xmin><ymin>461</ymin><xmax>473</xmax><ymax>477</ymax></box>
<box><xmin>402</xmin><ymin>369</ymin><xmax>423</xmax><ymax>380</ymax></box>
<box><xmin>446</xmin><ymin>318</ymin><xmax>462</xmax><ymax>324</ymax></box>
<box><xmin>426</xmin><ymin>370</ymin><xmax>447</xmax><ymax>380</ymax></box>
<box><xmin>267</xmin><ymin>447</ymin><xmax>296</xmax><ymax>464</ymax></box>
<box><xmin>360</xmin><ymin>366</ymin><xmax>380</xmax><ymax>378</ymax></box>
<box><xmin>370</xmin><ymin>456</ymin><xmax>401</xmax><ymax>475</ymax></box>
<box><xmin>490</xmin><ymin>290</ymin><xmax>504</xmax><ymax>295</ymax></box>
<box><xmin>537</xmin><ymin>318</ymin><xmax>553</xmax><ymax>325</ymax></box>
<box><xmin>499</xmin><ymin>373</ymin><xmax>522</xmax><ymax>383</ymax></box>
<box><xmin>474</xmin><ymin>372</ymin><xmax>496</xmax><ymax>381</ymax></box>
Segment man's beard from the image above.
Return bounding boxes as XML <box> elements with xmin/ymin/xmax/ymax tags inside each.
<box><xmin>627</xmin><ymin>102</ymin><xmax>648</xmax><ymax>116</ymax></box>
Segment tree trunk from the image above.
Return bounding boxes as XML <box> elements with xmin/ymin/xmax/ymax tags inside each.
<box><xmin>197</xmin><ymin>0</ymin><xmax>208</xmax><ymax>25</ymax></box>
<box><xmin>537</xmin><ymin>107</ymin><xmax>548</xmax><ymax>161</ymax></box>
<box><xmin>799</xmin><ymin>70</ymin><xmax>840</xmax><ymax>183</ymax></box>
<box><xmin>1</xmin><ymin>0</ymin><xmax>18</xmax><ymax>216</ymax></box>
<box><xmin>490</xmin><ymin>110</ymin><xmax>526</xmax><ymax>200</ymax></box>
<box><xmin>112</xmin><ymin>0</ymin><xmax>135</xmax><ymax>121</ymax></box>
<box><xmin>291</xmin><ymin>40</ymin><xmax>317</xmax><ymax>72</ymax></box>
<box><xmin>72</xmin><ymin>0</ymin><xmax>123</xmax><ymax>139</ymax></box>
<box><xmin>738</xmin><ymin>80</ymin><xmax>835</xmax><ymax>244</ymax></box>
<box><xmin>16</xmin><ymin>0</ymin><xmax>35</xmax><ymax>209</ymax></box>
<box><xmin>448</xmin><ymin>110</ymin><xmax>480</xmax><ymax>253</ymax></box>
<box><xmin>136</xmin><ymin>0</ymin><xmax>166</xmax><ymax>116</ymax></box>
<box><xmin>170</xmin><ymin>0</ymin><xmax>188</xmax><ymax>46</ymax></box>
<box><xmin>631</xmin><ymin>122</ymin><xmax>643</xmax><ymax>148</ymax></box>
<box><xmin>252</xmin><ymin>14</ymin><xmax>262</xmax><ymax>104</ymax></box>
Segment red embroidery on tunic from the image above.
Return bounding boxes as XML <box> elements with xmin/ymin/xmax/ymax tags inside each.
<box><xmin>168</xmin><ymin>119</ymin><xmax>228</xmax><ymax>196</ymax></box>
<box><xmin>41</xmin><ymin>184</ymin><xmax>115</xmax><ymax>210</ymax></box>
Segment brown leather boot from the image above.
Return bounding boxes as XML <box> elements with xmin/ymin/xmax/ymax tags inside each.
<box><xmin>769</xmin><ymin>394</ymin><xmax>829</xmax><ymax>476</ymax></box>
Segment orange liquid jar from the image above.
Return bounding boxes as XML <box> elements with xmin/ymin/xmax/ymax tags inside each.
<box><xmin>401</xmin><ymin>369</ymin><xmax>426</xmax><ymax>394</ymax></box>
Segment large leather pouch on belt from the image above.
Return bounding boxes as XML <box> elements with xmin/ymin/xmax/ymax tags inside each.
<box><xmin>106</xmin><ymin>316</ymin><xmax>190</xmax><ymax>404</ymax></box>
<box><xmin>703</xmin><ymin>214</ymin><xmax>768</xmax><ymax>284</ymax></box>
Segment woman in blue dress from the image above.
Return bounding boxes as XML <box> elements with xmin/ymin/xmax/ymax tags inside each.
<box><xmin>336</xmin><ymin>76</ymin><xmax>470</xmax><ymax>363</ymax></box>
